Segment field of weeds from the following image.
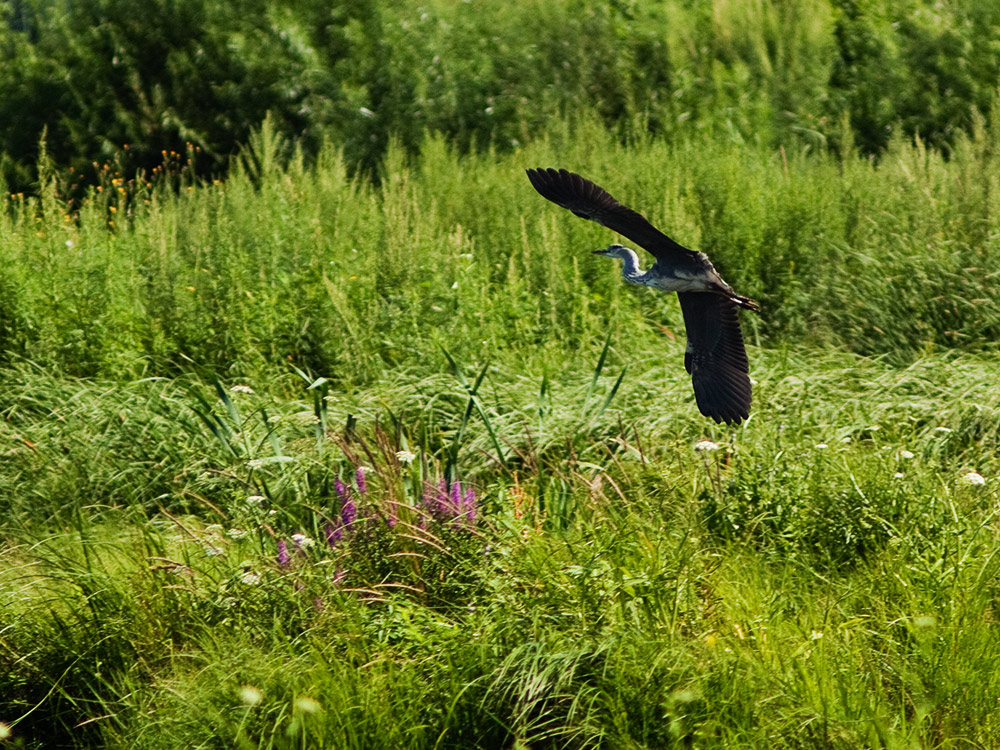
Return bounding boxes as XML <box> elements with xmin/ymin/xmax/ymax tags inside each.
<box><xmin>2</xmin><ymin>103</ymin><xmax>1000</xmax><ymax>749</ymax></box>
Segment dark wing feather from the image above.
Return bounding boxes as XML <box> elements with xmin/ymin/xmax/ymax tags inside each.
<box><xmin>526</xmin><ymin>168</ymin><xmax>694</xmax><ymax>262</ymax></box>
<box><xmin>677</xmin><ymin>292</ymin><xmax>752</xmax><ymax>425</ymax></box>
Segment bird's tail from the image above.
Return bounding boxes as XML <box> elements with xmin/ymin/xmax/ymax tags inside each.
<box><xmin>733</xmin><ymin>294</ymin><xmax>760</xmax><ymax>313</ymax></box>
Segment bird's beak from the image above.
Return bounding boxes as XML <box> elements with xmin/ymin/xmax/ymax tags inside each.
<box><xmin>592</xmin><ymin>247</ymin><xmax>610</xmax><ymax>256</ymax></box>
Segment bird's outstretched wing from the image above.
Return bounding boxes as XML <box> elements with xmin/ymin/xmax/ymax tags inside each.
<box><xmin>526</xmin><ymin>168</ymin><xmax>695</xmax><ymax>262</ymax></box>
<box><xmin>677</xmin><ymin>292</ymin><xmax>752</xmax><ymax>425</ymax></box>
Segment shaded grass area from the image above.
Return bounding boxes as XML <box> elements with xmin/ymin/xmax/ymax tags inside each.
<box><xmin>1</xmin><ymin>347</ymin><xmax>999</xmax><ymax>747</ymax></box>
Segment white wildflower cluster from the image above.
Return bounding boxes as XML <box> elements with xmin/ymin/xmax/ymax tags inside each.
<box><xmin>230</xmin><ymin>384</ymin><xmax>255</xmax><ymax>395</ymax></box>
<box><xmin>395</xmin><ymin>449</ymin><xmax>417</xmax><ymax>465</ymax></box>
<box><xmin>694</xmin><ymin>440</ymin><xmax>719</xmax><ymax>452</ymax></box>
<box><xmin>239</xmin><ymin>686</ymin><xmax>263</xmax><ymax>706</ymax></box>
<box><xmin>239</xmin><ymin>569</ymin><xmax>261</xmax><ymax>586</ymax></box>
<box><xmin>294</xmin><ymin>696</ymin><xmax>322</xmax><ymax>714</ymax></box>
<box><xmin>961</xmin><ymin>471</ymin><xmax>986</xmax><ymax>486</ymax></box>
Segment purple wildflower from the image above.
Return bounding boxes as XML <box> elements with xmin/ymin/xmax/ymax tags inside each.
<box><xmin>423</xmin><ymin>479</ymin><xmax>451</xmax><ymax>518</ymax></box>
<box><xmin>355</xmin><ymin>467</ymin><xmax>368</xmax><ymax>495</ymax></box>
<box><xmin>334</xmin><ymin>476</ymin><xmax>356</xmax><ymax>530</ymax></box>
<box><xmin>334</xmin><ymin>478</ymin><xmax>349</xmax><ymax>503</ymax></box>
<box><xmin>463</xmin><ymin>486</ymin><xmax>477</xmax><ymax>525</ymax></box>
<box><xmin>451</xmin><ymin>481</ymin><xmax>462</xmax><ymax>513</ymax></box>
<box><xmin>385</xmin><ymin>501</ymin><xmax>398</xmax><ymax>528</ymax></box>
<box><xmin>341</xmin><ymin>497</ymin><xmax>357</xmax><ymax>529</ymax></box>
<box><xmin>277</xmin><ymin>539</ymin><xmax>289</xmax><ymax>567</ymax></box>
<box><xmin>325</xmin><ymin>522</ymin><xmax>342</xmax><ymax>549</ymax></box>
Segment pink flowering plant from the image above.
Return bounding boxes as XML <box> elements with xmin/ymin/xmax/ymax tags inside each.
<box><xmin>183</xmin><ymin>383</ymin><xmax>494</xmax><ymax>619</ymax></box>
<box><xmin>264</xmin><ymin>437</ymin><xmax>487</xmax><ymax>610</ymax></box>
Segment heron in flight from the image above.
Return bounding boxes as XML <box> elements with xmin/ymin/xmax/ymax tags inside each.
<box><xmin>526</xmin><ymin>168</ymin><xmax>759</xmax><ymax>425</ymax></box>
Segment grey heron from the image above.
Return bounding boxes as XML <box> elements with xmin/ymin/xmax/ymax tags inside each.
<box><xmin>526</xmin><ymin>167</ymin><xmax>759</xmax><ymax>425</ymax></box>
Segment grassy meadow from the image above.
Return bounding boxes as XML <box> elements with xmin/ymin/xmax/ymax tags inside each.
<box><xmin>2</xmin><ymin>117</ymin><xmax>1000</xmax><ymax>748</ymax></box>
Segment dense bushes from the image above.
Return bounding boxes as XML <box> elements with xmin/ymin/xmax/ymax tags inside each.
<box><xmin>2</xmin><ymin>0</ymin><xmax>1000</xmax><ymax>193</ymax></box>
<box><xmin>0</xmin><ymin>0</ymin><xmax>387</xmax><ymax>190</ymax></box>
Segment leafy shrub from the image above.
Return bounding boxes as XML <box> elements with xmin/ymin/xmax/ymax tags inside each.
<box><xmin>4</xmin><ymin>0</ymin><xmax>1000</xmax><ymax>192</ymax></box>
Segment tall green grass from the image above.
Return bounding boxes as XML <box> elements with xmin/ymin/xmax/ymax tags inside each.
<box><xmin>2</xmin><ymin>117</ymin><xmax>1000</xmax><ymax>386</ymax></box>
<box><xmin>2</xmin><ymin>345</ymin><xmax>999</xmax><ymax>747</ymax></box>
<box><xmin>3</xmin><ymin>115</ymin><xmax>1000</xmax><ymax>747</ymax></box>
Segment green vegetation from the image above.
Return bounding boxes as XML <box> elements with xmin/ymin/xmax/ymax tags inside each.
<box><xmin>1</xmin><ymin>118</ymin><xmax>999</xmax><ymax>747</ymax></box>
<box><xmin>2</xmin><ymin>1</ymin><xmax>1000</xmax><ymax>746</ymax></box>
<box><xmin>2</xmin><ymin>118</ymin><xmax>1000</xmax><ymax>385</ymax></box>
<box><xmin>3</xmin><ymin>0</ymin><xmax>1000</xmax><ymax>191</ymax></box>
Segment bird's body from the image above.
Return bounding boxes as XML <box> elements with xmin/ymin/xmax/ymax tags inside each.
<box><xmin>598</xmin><ymin>243</ymin><xmax>742</xmax><ymax>295</ymax></box>
<box><xmin>526</xmin><ymin>168</ymin><xmax>758</xmax><ymax>425</ymax></box>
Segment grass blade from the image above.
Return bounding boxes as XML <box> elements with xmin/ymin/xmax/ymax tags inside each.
<box><xmin>596</xmin><ymin>366</ymin><xmax>628</xmax><ymax>418</ymax></box>
<box><xmin>584</xmin><ymin>330</ymin><xmax>613</xmax><ymax>407</ymax></box>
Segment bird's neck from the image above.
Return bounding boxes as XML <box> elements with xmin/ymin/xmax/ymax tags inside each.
<box><xmin>618</xmin><ymin>247</ymin><xmax>651</xmax><ymax>285</ymax></box>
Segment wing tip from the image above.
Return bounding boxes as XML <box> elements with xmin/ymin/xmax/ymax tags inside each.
<box><xmin>690</xmin><ymin>362</ymin><xmax>752</xmax><ymax>426</ymax></box>
<box><xmin>699</xmin><ymin>396</ymin><xmax>750</xmax><ymax>425</ymax></box>
<box><xmin>705</xmin><ymin>408</ymin><xmax>750</xmax><ymax>426</ymax></box>
<box><xmin>526</xmin><ymin>166</ymin><xmax>563</xmax><ymax>194</ymax></box>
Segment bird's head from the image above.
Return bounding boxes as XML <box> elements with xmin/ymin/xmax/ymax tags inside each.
<box><xmin>593</xmin><ymin>243</ymin><xmax>629</xmax><ymax>259</ymax></box>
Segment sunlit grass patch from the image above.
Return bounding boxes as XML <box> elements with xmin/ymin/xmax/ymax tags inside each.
<box><xmin>3</xmin><ymin>115</ymin><xmax>1000</xmax><ymax>746</ymax></box>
